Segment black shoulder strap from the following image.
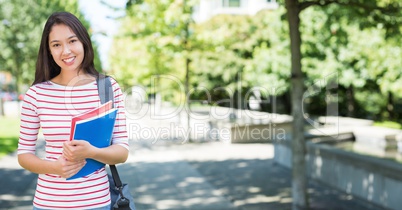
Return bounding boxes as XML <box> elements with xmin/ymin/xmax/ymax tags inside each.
<box><xmin>96</xmin><ymin>75</ymin><xmax>123</xmax><ymax>189</ymax></box>
<box><xmin>96</xmin><ymin>75</ymin><xmax>114</xmax><ymax>108</ymax></box>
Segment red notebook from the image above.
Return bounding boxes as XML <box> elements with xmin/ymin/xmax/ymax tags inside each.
<box><xmin>69</xmin><ymin>100</ymin><xmax>113</xmax><ymax>140</ymax></box>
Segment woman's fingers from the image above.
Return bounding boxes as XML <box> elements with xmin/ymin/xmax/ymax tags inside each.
<box><xmin>58</xmin><ymin>157</ymin><xmax>86</xmax><ymax>178</ymax></box>
<box><xmin>64</xmin><ymin>161</ymin><xmax>86</xmax><ymax>178</ymax></box>
<box><xmin>62</xmin><ymin>140</ymin><xmax>90</xmax><ymax>161</ymax></box>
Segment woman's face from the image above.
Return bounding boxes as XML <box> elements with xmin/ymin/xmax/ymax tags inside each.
<box><xmin>48</xmin><ymin>24</ymin><xmax>84</xmax><ymax>73</ymax></box>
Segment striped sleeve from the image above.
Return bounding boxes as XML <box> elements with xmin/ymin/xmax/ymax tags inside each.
<box><xmin>110</xmin><ymin>78</ymin><xmax>129</xmax><ymax>150</ymax></box>
<box><xmin>18</xmin><ymin>86</ymin><xmax>40</xmax><ymax>154</ymax></box>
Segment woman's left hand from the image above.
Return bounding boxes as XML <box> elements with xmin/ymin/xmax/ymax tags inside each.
<box><xmin>62</xmin><ymin>140</ymin><xmax>94</xmax><ymax>161</ymax></box>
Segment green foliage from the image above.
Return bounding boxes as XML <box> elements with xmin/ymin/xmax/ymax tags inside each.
<box><xmin>0</xmin><ymin>0</ymin><xmax>43</xmax><ymax>92</ymax></box>
<box><xmin>110</xmin><ymin>0</ymin><xmax>194</xmax><ymax>103</ymax></box>
<box><xmin>111</xmin><ymin>0</ymin><xmax>401</xmax><ymax>119</ymax></box>
<box><xmin>247</xmin><ymin>9</ymin><xmax>291</xmax><ymax>95</ymax></box>
<box><xmin>299</xmin><ymin>2</ymin><xmax>402</xmax><ymax>119</ymax></box>
<box><xmin>354</xmin><ymin>85</ymin><xmax>387</xmax><ymax>118</ymax></box>
<box><xmin>191</xmin><ymin>8</ymin><xmax>291</xmax><ymax>109</ymax></box>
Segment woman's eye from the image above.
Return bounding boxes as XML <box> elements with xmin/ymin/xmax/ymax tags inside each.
<box><xmin>70</xmin><ymin>39</ymin><xmax>77</xmax><ymax>43</ymax></box>
<box><xmin>52</xmin><ymin>44</ymin><xmax>60</xmax><ymax>47</ymax></box>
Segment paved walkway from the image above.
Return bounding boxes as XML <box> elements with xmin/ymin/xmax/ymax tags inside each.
<box><xmin>0</xmin><ymin>139</ymin><xmax>387</xmax><ymax>210</ymax></box>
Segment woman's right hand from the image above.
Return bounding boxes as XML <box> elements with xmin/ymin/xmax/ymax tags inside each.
<box><xmin>55</xmin><ymin>156</ymin><xmax>86</xmax><ymax>178</ymax></box>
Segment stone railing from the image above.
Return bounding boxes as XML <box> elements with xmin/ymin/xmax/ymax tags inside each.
<box><xmin>274</xmin><ymin>139</ymin><xmax>402</xmax><ymax>210</ymax></box>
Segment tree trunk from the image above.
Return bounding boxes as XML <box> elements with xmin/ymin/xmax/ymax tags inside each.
<box><xmin>387</xmin><ymin>91</ymin><xmax>394</xmax><ymax>120</ymax></box>
<box><xmin>285</xmin><ymin>0</ymin><xmax>308</xmax><ymax>209</ymax></box>
<box><xmin>0</xmin><ymin>98</ymin><xmax>4</xmax><ymax>116</ymax></box>
<box><xmin>346</xmin><ymin>86</ymin><xmax>355</xmax><ymax>117</ymax></box>
<box><xmin>14</xmin><ymin>68</ymin><xmax>20</xmax><ymax>94</ymax></box>
<box><xmin>185</xmin><ymin>56</ymin><xmax>191</xmax><ymax>142</ymax></box>
<box><xmin>183</xmin><ymin>0</ymin><xmax>192</xmax><ymax>142</ymax></box>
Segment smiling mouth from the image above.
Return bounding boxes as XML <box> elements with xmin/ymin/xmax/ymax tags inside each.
<box><xmin>63</xmin><ymin>57</ymin><xmax>75</xmax><ymax>63</ymax></box>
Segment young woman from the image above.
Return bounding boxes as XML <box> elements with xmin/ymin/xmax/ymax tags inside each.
<box><xmin>18</xmin><ymin>12</ymin><xmax>129</xmax><ymax>209</ymax></box>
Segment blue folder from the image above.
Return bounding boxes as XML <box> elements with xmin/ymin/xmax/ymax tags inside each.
<box><xmin>67</xmin><ymin>109</ymin><xmax>117</xmax><ymax>180</ymax></box>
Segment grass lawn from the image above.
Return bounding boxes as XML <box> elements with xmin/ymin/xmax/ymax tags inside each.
<box><xmin>0</xmin><ymin>116</ymin><xmax>20</xmax><ymax>158</ymax></box>
<box><xmin>373</xmin><ymin>121</ymin><xmax>402</xmax><ymax>129</ymax></box>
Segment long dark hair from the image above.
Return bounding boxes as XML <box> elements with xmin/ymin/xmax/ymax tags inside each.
<box><xmin>33</xmin><ymin>12</ymin><xmax>99</xmax><ymax>85</ymax></box>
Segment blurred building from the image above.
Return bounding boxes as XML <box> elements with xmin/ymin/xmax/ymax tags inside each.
<box><xmin>0</xmin><ymin>71</ymin><xmax>13</xmax><ymax>86</ymax></box>
<box><xmin>0</xmin><ymin>71</ymin><xmax>15</xmax><ymax>93</ymax></box>
<box><xmin>193</xmin><ymin>0</ymin><xmax>279</xmax><ymax>23</ymax></box>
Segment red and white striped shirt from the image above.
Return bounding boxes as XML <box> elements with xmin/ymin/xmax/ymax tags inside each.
<box><xmin>18</xmin><ymin>78</ymin><xmax>129</xmax><ymax>209</ymax></box>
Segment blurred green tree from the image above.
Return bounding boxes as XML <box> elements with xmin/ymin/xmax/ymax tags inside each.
<box><xmin>191</xmin><ymin>9</ymin><xmax>291</xmax><ymax>110</ymax></box>
<box><xmin>110</xmin><ymin>0</ymin><xmax>196</xmax><ymax>105</ymax></box>
<box><xmin>301</xmin><ymin>3</ymin><xmax>402</xmax><ymax>120</ymax></box>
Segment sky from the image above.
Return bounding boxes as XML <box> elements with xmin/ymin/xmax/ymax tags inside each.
<box><xmin>78</xmin><ymin>0</ymin><xmax>127</xmax><ymax>70</ymax></box>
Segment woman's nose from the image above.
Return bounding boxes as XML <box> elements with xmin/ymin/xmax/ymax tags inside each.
<box><xmin>63</xmin><ymin>46</ymin><xmax>71</xmax><ymax>55</ymax></box>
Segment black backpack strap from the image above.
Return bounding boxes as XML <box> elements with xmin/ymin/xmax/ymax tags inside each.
<box><xmin>110</xmin><ymin>165</ymin><xmax>123</xmax><ymax>189</ymax></box>
<box><xmin>96</xmin><ymin>75</ymin><xmax>123</xmax><ymax>189</ymax></box>
<box><xmin>96</xmin><ymin>75</ymin><xmax>114</xmax><ymax>108</ymax></box>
